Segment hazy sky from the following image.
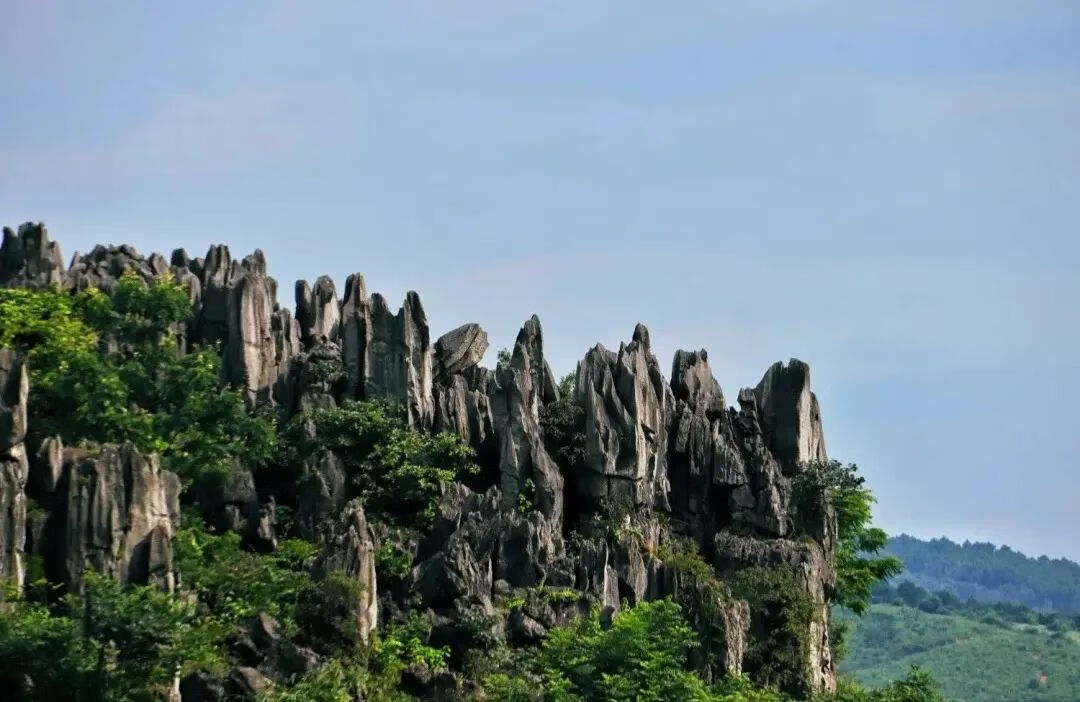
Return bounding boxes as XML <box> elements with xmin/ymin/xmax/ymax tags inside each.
<box><xmin>2</xmin><ymin>2</ymin><xmax>1078</xmax><ymax>560</ymax></box>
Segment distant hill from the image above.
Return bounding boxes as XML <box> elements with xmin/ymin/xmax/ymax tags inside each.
<box><xmin>883</xmin><ymin>535</ymin><xmax>1080</xmax><ymax>613</ymax></box>
<box><xmin>838</xmin><ymin>600</ymin><xmax>1080</xmax><ymax>702</ymax></box>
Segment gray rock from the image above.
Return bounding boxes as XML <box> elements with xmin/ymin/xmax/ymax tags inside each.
<box><xmin>434</xmin><ymin>323</ymin><xmax>488</xmax><ymax>380</ymax></box>
<box><xmin>0</xmin><ymin>350</ymin><xmax>28</xmax><ymax>453</ymax></box>
<box><xmin>29</xmin><ymin>437</ymin><xmax>63</xmax><ymax>504</ymax></box>
<box><xmin>50</xmin><ymin>443</ymin><xmax>180</xmax><ymax>592</ymax></box>
<box><xmin>316</xmin><ymin>499</ymin><xmax>378</xmax><ymax>644</ymax></box>
<box><xmin>489</xmin><ymin>316</ymin><xmax>563</xmax><ymax>524</ymax></box>
<box><xmin>0</xmin><ymin>223</ymin><xmax>65</xmax><ymax>288</ymax></box>
<box><xmin>179</xmin><ymin>673</ymin><xmax>224</xmax><ymax>702</ymax></box>
<box><xmin>574</xmin><ymin>324</ymin><xmax>672</xmax><ymax>510</ymax></box>
<box><xmin>753</xmin><ymin>360</ymin><xmax>827</xmax><ymax>473</ymax></box>
<box><xmin>295</xmin><ymin>276</ymin><xmax>341</xmax><ymax>348</ymax></box>
<box><xmin>339</xmin><ymin>273</ymin><xmax>370</xmax><ymax>400</ymax></box>
<box><xmin>224</xmin><ymin>667</ymin><xmax>272</xmax><ymax>699</ymax></box>
<box><xmin>433</xmin><ymin>366</ymin><xmax>495</xmax><ymax>457</ymax></box>
<box><xmin>295</xmin><ymin>449</ymin><xmax>347</xmax><ymax>540</ymax></box>
<box><xmin>365</xmin><ymin>291</ymin><xmax>434</xmax><ymax>426</ymax></box>
<box><xmin>0</xmin><ymin>350</ymin><xmax>28</xmax><ymax>588</ymax></box>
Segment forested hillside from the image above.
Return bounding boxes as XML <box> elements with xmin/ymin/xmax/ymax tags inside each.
<box><xmin>840</xmin><ymin>601</ymin><xmax>1080</xmax><ymax>701</ymax></box>
<box><xmin>884</xmin><ymin>536</ymin><xmax>1080</xmax><ymax>612</ymax></box>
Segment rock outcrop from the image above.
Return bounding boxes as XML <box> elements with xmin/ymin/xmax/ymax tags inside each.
<box><xmin>1</xmin><ymin>224</ymin><xmax>842</xmax><ymax>693</ymax></box>
<box><xmin>0</xmin><ymin>350</ymin><xmax>29</xmax><ymax>588</ymax></box>
<box><xmin>316</xmin><ymin>499</ymin><xmax>378</xmax><ymax>644</ymax></box>
<box><xmin>0</xmin><ymin>223</ymin><xmax>65</xmax><ymax>289</ymax></box>
<box><xmin>37</xmin><ymin>441</ymin><xmax>181</xmax><ymax>592</ymax></box>
<box><xmin>490</xmin><ymin>317</ymin><xmax>564</xmax><ymax>524</ymax></box>
<box><xmin>575</xmin><ymin>324</ymin><xmax>672</xmax><ymax>511</ymax></box>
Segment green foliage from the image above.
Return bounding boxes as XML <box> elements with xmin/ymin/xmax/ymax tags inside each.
<box><xmin>375</xmin><ymin>543</ymin><xmax>414</xmax><ymax>585</ymax></box>
<box><xmin>731</xmin><ymin>567</ymin><xmax>815</xmax><ymax>698</ymax></box>
<box><xmin>259</xmin><ymin>658</ymin><xmax>368</xmax><ymax>702</ymax></box>
<box><xmin>882</xmin><ymin>534</ymin><xmax>1080</xmax><ymax>612</ymax></box>
<box><xmin>658</xmin><ymin>535</ymin><xmax>738</xmax><ymax>679</ymax></box>
<box><xmin>173</xmin><ymin>516</ymin><xmax>318</xmax><ymax>634</ymax></box>
<box><xmin>294</xmin><ymin>569</ymin><xmax>370</xmax><ymax>653</ymax></box>
<box><xmin>539</xmin><ymin>372</ymin><xmax>587</xmax><ymax>471</ymax></box>
<box><xmin>839</xmin><ymin>602</ymin><xmax>1080</xmax><ymax>702</ymax></box>
<box><xmin>822</xmin><ymin>668</ymin><xmax>947</xmax><ymax>702</ymax></box>
<box><xmin>0</xmin><ymin>573</ymin><xmax>225</xmax><ymax>702</ymax></box>
<box><xmin>794</xmin><ymin>461</ymin><xmax>902</xmax><ymax>615</ymax></box>
<box><xmin>0</xmin><ymin>278</ymin><xmax>276</xmax><ymax>488</ymax></box>
<box><xmin>280</xmin><ymin>399</ymin><xmax>478</xmax><ymax>527</ymax></box>
<box><xmin>70</xmin><ymin>572</ymin><xmax>226</xmax><ymax>700</ymax></box>
<box><xmin>497</xmin><ymin>347</ymin><xmax>512</xmax><ymax>366</ymax></box>
<box><xmin>483</xmin><ymin>598</ymin><xmax>715</xmax><ymax>701</ymax></box>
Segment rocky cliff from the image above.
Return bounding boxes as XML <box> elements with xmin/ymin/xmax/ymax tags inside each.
<box><xmin>0</xmin><ymin>222</ymin><xmax>838</xmax><ymax>694</ymax></box>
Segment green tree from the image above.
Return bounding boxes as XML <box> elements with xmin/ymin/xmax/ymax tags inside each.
<box><xmin>173</xmin><ymin>515</ymin><xmax>319</xmax><ymax>634</ymax></box>
<box><xmin>484</xmin><ymin>599</ymin><xmax>714</xmax><ymax>701</ymax></box>
<box><xmin>795</xmin><ymin>460</ymin><xmax>902</xmax><ymax>615</ymax></box>
<box><xmin>70</xmin><ymin>572</ymin><xmax>225</xmax><ymax>702</ymax></box>
<box><xmin>279</xmin><ymin>400</ymin><xmax>478</xmax><ymax>527</ymax></box>
<box><xmin>0</xmin><ymin>276</ymin><xmax>276</xmax><ymax>488</ymax></box>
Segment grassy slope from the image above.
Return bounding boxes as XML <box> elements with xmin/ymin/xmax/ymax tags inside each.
<box><xmin>839</xmin><ymin>604</ymin><xmax>1080</xmax><ymax>702</ymax></box>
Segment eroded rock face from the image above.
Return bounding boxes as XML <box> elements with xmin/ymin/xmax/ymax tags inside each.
<box><xmin>489</xmin><ymin>317</ymin><xmax>563</xmax><ymax>524</ymax></box>
<box><xmin>575</xmin><ymin>324</ymin><xmax>672</xmax><ymax>511</ymax></box>
<box><xmin>46</xmin><ymin>442</ymin><xmax>181</xmax><ymax>592</ymax></box>
<box><xmin>366</xmin><ymin>292</ymin><xmax>434</xmax><ymax>426</ymax></box>
<box><xmin>295</xmin><ymin>276</ymin><xmax>341</xmax><ymax>348</ymax></box>
<box><xmin>2</xmin><ymin>224</ymin><xmax>843</xmax><ymax>693</ymax></box>
<box><xmin>0</xmin><ymin>223</ymin><xmax>65</xmax><ymax>289</ymax></box>
<box><xmin>0</xmin><ymin>350</ymin><xmax>29</xmax><ymax>588</ymax></box>
<box><xmin>712</xmin><ymin>531</ymin><xmax>836</xmax><ymax>693</ymax></box>
<box><xmin>754</xmin><ymin>360</ymin><xmax>827</xmax><ymax>473</ymax></box>
<box><xmin>316</xmin><ymin>499</ymin><xmax>378</xmax><ymax>644</ymax></box>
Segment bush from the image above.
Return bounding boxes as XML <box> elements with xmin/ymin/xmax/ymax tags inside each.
<box><xmin>279</xmin><ymin>400</ymin><xmax>478</xmax><ymax>527</ymax></box>
<box><xmin>0</xmin><ymin>277</ymin><xmax>276</xmax><ymax>489</ymax></box>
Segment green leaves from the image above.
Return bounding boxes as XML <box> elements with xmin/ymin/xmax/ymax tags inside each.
<box><xmin>0</xmin><ymin>277</ymin><xmax>276</xmax><ymax>489</ymax></box>
<box><xmin>280</xmin><ymin>399</ymin><xmax>479</xmax><ymax>528</ymax></box>
<box><xmin>173</xmin><ymin>517</ymin><xmax>318</xmax><ymax>634</ymax></box>
<box><xmin>794</xmin><ymin>460</ymin><xmax>903</xmax><ymax>616</ymax></box>
<box><xmin>482</xmin><ymin>599</ymin><xmax>713</xmax><ymax>702</ymax></box>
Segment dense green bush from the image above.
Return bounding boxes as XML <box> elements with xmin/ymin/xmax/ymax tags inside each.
<box><xmin>539</xmin><ymin>372</ymin><xmax>586</xmax><ymax>472</ymax></box>
<box><xmin>731</xmin><ymin>567</ymin><xmax>815</xmax><ymax>698</ymax></box>
<box><xmin>173</xmin><ymin>515</ymin><xmax>319</xmax><ymax>634</ymax></box>
<box><xmin>278</xmin><ymin>399</ymin><xmax>478</xmax><ymax>527</ymax></box>
<box><xmin>0</xmin><ymin>276</ymin><xmax>276</xmax><ymax>488</ymax></box>
<box><xmin>0</xmin><ymin>573</ymin><xmax>224</xmax><ymax>702</ymax></box>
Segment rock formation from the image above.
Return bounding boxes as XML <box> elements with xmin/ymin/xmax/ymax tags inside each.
<box><xmin>0</xmin><ymin>223</ymin><xmax>65</xmax><ymax>289</ymax></box>
<box><xmin>0</xmin><ymin>350</ymin><xmax>29</xmax><ymax>588</ymax></box>
<box><xmin>1</xmin><ymin>224</ymin><xmax>841</xmax><ymax>693</ymax></box>
<box><xmin>35</xmin><ymin>440</ymin><xmax>182</xmax><ymax>592</ymax></box>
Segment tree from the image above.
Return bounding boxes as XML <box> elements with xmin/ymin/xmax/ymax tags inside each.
<box><xmin>0</xmin><ymin>276</ymin><xmax>276</xmax><ymax>488</ymax></box>
<box><xmin>483</xmin><ymin>599</ymin><xmax>714</xmax><ymax>701</ymax></box>
<box><xmin>795</xmin><ymin>460</ymin><xmax>902</xmax><ymax>615</ymax></box>
<box><xmin>278</xmin><ymin>400</ymin><xmax>478</xmax><ymax>527</ymax></box>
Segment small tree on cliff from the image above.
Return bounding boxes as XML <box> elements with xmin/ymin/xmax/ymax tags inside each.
<box><xmin>795</xmin><ymin>460</ymin><xmax>903</xmax><ymax>615</ymax></box>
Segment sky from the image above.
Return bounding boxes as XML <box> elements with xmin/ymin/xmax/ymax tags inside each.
<box><xmin>2</xmin><ymin>1</ymin><xmax>1078</xmax><ymax>560</ymax></box>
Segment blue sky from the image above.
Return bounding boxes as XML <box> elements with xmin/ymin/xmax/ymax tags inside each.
<box><xmin>2</xmin><ymin>2</ymin><xmax>1078</xmax><ymax>559</ymax></box>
